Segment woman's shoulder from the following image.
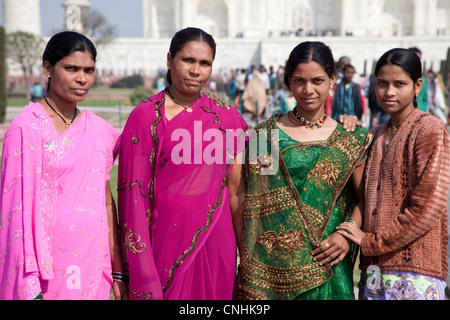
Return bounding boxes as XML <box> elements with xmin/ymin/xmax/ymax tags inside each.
<box><xmin>204</xmin><ymin>92</ymin><xmax>248</xmax><ymax>129</ymax></box>
<box><xmin>2</xmin><ymin>102</ymin><xmax>46</xmax><ymax>146</ymax></box>
<box><xmin>413</xmin><ymin>112</ymin><xmax>449</xmax><ymax>141</ymax></box>
<box><xmin>127</xmin><ymin>91</ymin><xmax>165</xmax><ymax>122</ymax></box>
<box><xmin>336</xmin><ymin>122</ymin><xmax>371</xmax><ymax>140</ymax></box>
<box><xmin>416</xmin><ymin>111</ymin><xmax>446</xmax><ymax>128</ymax></box>
<box><xmin>6</xmin><ymin>102</ymin><xmax>42</xmax><ymax>130</ymax></box>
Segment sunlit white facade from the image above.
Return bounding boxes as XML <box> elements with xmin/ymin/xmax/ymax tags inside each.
<box><xmin>3</xmin><ymin>0</ymin><xmax>450</xmax><ymax>78</ymax></box>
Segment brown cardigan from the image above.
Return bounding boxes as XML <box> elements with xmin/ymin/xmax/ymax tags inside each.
<box><xmin>360</xmin><ymin>108</ymin><xmax>450</xmax><ymax>280</ymax></box>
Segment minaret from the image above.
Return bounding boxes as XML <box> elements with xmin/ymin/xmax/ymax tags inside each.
<box><xmin>3</xmin><ymin>0</ymin><xmax>42</xmax><ymax>35</ymax></box>
<box><xmin>143</xmin><ymin>0</ymin><xmax>160</xmax><ymax>38</ymax></box>
<box><xmin>63</xmin><ymin>0</ymin><xmax>91</xmax><ymax>33</ymax></box>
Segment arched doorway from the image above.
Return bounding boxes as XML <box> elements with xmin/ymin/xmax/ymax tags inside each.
<box><xmin>383</xmin><ymin>0</ymin><xmax>415</xmax><ymax>36</ymax></box>
<box><xmin>197</xmin><ymin>0</ymin><xmax>229</xmax><ymax>38</ymax></box>
<box><xmin>154</xmin><ymin>0</ymin><xmax>176</xmax><ymax>38</ymax></box>
<box><xmin>437</xmin><ymin>0</ymin><xmax>450</xmax><ymax>35</ymax></box>
<box><xmin>292</xmin><ymin>0</ymin><xmax>313</xmax><ymax>35</ymax></box>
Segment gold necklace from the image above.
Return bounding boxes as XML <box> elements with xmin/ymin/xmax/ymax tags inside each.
<box><xmin>389</xmin><ymin>123</ymin><xmax>401</xmax><ymax>134</ymax></box>
<box><xmin>44</xmin><ymin>97</ymin><xmax>77</xmax><ymax>129</ymax></box>
<box><xmin>165</xmin><ymin>88</ymin><xmax>201</xmax><ymax>113</ymax></box>
<box><xmin>291</xmin><ymin>108</ymin><xmax>327</xmax><ymax>129</ymax></box>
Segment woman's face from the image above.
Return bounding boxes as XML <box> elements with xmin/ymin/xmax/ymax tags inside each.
<box><xmin>289</xmin><ymin>61</ymin><xmax>335</xmax><ymax>114</ymax></box>
<box><xmin>167</xmin><ymin>40</ymin><xmax>214</xmax><ymax>96</ymax></box>
<box><xmin>375</xmin><ymin>64</ymin><xmax>422</xmax><ymax>116</ymax></box>
<box><xmin>44</xmin><ymin>50</ymin><xmax>96</xmax><ymax>103</ymax></box>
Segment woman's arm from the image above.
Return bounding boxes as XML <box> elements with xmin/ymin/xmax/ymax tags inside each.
<box><xmin>312</xmin><ymin>161</ymin><xmax>366</xmax><ymax>266</ymax></box>
<box><xmin>226</xmin><ymin>152</ymin><xmax>247</xmax><ymax>254</ymax></box>
<box><xmin>106</xmin><ymin>181</ymin><xmax>129</xmax><ymax>300</ymax></box>
<box><xmin>336</xmin><ymin>162</ymin><xmax>367</xmax><ymax>246</ymax></box>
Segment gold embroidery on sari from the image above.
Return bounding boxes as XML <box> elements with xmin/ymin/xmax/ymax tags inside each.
<box><xmin>302</xmin><ymin>203</ymin><xmax>325</xmax><ymax>232</ymax></box>
<box><xmin>204</xmin><ymin>92</ymin><xmax>231</xmax><ymax>110</ymax></box>
<box><xmin>124</xmin><ymin>223</ymin><xmax>146</xmax><ymax>254</ymax></box>
<box><xmin>237</xmin><ymin>284</ymin><xmax>269</xmax><ymax>300</ymax></box>
<box><xmin>244</xmin><ymin>186</ymin><xmax>296</xmax><ymax>218</ymax></box>
<box><xmin>332</xmin><ymin>131</ymin><xmax>362</xmax><ymax>160</ymax></box>
<box><xmin>239</xmin><ymin>245</ymin><xmax>331</xmax><ymax>296</ymax></box>
<box><xmin>148</xmin><ymin>98</ymin><xmax>164</xmax><ymax>215</ymax></box>
<box><xmin>257</xmin><ymin>228</ymin><xmax>306</xmax><ymax>254</ymax></box>
<box><xmin>131</xmin><ymin>289</ymin><xmax>153</xmax><ymax>300</ymax></box>
<box><xmin>307</xmin><ymin>158</ymin><xmax>341</xmax><ymax>187</ymax></box>
<box><xmin>248</xmin><ymin>153</ymin><xmax>274</xmax><ymax>175</ymax></box>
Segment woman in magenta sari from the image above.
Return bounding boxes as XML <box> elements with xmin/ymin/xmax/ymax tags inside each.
<box><xmin>117</xmin><ymin>28</ymin><xmax>248</xmax><ymax>300</ymax></box>
<box><xmin>0</xmin><ymin>32</ymin><xmax>127</xmax><ymax>300</ymax></box>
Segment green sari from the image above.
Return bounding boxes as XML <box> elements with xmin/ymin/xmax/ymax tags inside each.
<box><xmin>237</xmin><ymin>115</ymin><xmax>372</xmax><ymax>300</ymax></box>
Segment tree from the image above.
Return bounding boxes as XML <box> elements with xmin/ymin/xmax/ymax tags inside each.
<box><xmin>84</xmin><ymin>8</ymin><xmax>117</xmax><ymax>47</ymax></box>
<box><xmin>63</xmin><ymin>6</ymin><xmax>117</xmax><ymax>48</ymax></box>
<box><xmin>6</xmin><ymin>31</ymin><xmax>45</xmax><ymax>89</ymax></box>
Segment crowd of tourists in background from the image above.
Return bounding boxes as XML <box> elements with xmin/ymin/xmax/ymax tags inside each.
<box><xmin>204</xmin><ymin>48</ymin><xmax>450</xmax><ymax>128</ymax></box>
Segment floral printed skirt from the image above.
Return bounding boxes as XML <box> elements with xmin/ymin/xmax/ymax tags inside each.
<box><xmin>358</xmin><ymin>265</ymin><xmax>446</xmax><ymax>300</ymax></box>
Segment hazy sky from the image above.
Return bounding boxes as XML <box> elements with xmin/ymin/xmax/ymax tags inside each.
<box><xmin>1</xmin><ymin>0</ymin><xmax>144</xmax><ymax>37</ymax></box>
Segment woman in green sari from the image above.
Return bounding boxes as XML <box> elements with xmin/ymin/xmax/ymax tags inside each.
<box><xmin>237</xmin><ymin>42</ymin><xmax>373</xmax><ymax>300</ymax></box>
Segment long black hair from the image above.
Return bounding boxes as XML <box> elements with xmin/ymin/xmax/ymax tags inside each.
<box><xmin>43</xmin><ymin>31</ymin><xmax>97</xmax><ymax>92</ymax></box>
<box><xmin>374</xmin><ymin>48</ymin><xmax>422</xmax><ymax>107</ymax></box>
<box><xmin>284</xmin><ymin>41</ymin><xmax>336</xmax><ymax>88</ymax></box>
<box><xmin>166</xmin><ymin>27</ymin><xmax>216</xmax><ymax>85</ymax></box>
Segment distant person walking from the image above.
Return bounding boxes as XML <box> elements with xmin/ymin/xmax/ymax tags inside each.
<box><xmin>332</xmin><ymin>64</ymin><xmax>365</xmax><ymax>121</ymax></box>
<box><xmin>30</xmin><ymin>82</ymin><xmax>44</xmax><ymax>102</ymax></box>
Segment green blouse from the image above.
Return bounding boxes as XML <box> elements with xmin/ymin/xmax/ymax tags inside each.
<box><xmin>237</xmin><ymin>115</ymin><xmax>373</xmax><ymax>300</ymax></box>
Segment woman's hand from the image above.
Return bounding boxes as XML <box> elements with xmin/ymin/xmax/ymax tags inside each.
<box><xmin>336</xmin><ymin>221</ymin><xmax>366</xmax><ymax>246</ymax></box>
<box><xmin>311</xmin><ymin>232</ymin><xmax>350</xmax><ymax>266</ymax></box>
<box><xmin>338</xmin><ymin>115</ymin><xmax>362</xmax><ymax>132</ymax></box>
<box><xmin>112</xmin><ymin>280</ymin><xmax>129</xmax><ymax>300</ymax></box>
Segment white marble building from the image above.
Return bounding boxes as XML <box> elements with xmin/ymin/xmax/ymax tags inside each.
<box><xmin>3</xmin><ymin>0</ymin><xmax>41</xmax><ymax>36</ymax></box>
<box><xmin>142</xmin><ymin>0</ymin><xmax>450</xmax><ymax>39</ymax></box>
<box><xmin>3</xmin><ymin>0</ymin><xmax>450</xmax><ymax>79</ymax></box>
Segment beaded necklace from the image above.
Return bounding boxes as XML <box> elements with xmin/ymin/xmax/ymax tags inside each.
<box><xmin>290</xmin><ymin>108</ymin><xmax>328</xmax><ymax>129</ymax></box>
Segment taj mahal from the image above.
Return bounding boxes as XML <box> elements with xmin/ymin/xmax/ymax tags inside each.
<box><xmin>3</xmin><ymin>0</ymin><xmax>450</xmax><ymax>79</ymax></box>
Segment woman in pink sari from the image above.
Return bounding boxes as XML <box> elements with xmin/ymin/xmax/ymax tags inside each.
<box><xmin>117</xmin><ymin>28</ymin><xmax>248</xmax><ymax>300</ymax></box>
<box><xmin>0</xmin><ymin>32</ymin><xmax>127</xmax><ymax>300</ymax></box>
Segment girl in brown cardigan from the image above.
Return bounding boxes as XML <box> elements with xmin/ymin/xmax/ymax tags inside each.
<box><xmin>337</xmin><ymin>48</ymin><xmax>450</xmax><ymax>300</ymax></box>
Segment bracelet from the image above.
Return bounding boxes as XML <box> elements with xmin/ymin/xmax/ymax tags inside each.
<box><xmin>346</xmin><ymin>219</ymin><xmax>358</xmax><ymax>227</ymax></box>
<box><xmin>112</xmin><ymin>272</ymin><xmax>129</xmax><ymax>283</ymax></box>
<box><xmin>34</xmin><ymin>293</ymin><xmax>43</xmax><ymax>300</ymax></box>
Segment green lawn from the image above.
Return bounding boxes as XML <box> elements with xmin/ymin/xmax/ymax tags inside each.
<box><xmin>110</xmin><ymin>165</ymin><xmax>118</xmax><ymax>205</ymax></box>
<box><xmin>7</xmin><ymin>88</ymin><xmax>132</xmax><ymax>107</ymax></box>
<box><xmin>7</xmin><ymin>97</ymin><xmax>130</xmax><ymax>107</ymax></box>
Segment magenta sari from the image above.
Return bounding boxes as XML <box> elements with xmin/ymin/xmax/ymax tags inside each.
<box><xmin>117</xmin><ymin>90</ymin><xmax>248</xmax><ymax>300</ymax></box>
<box><xmin>0</xmin><ymin>102</ymin><xmax>119</xmax><ymax>300</ymax></box>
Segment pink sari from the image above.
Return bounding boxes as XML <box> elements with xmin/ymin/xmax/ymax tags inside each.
<box><xmin>0</xmin><ymin>102</ymin><xmax>119</xmax><ymax>300</ymax></box>
<box><xmin>117</xmin><ymin>90</ymin><xmax>248</xmax><ymax>300</ymax></box>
